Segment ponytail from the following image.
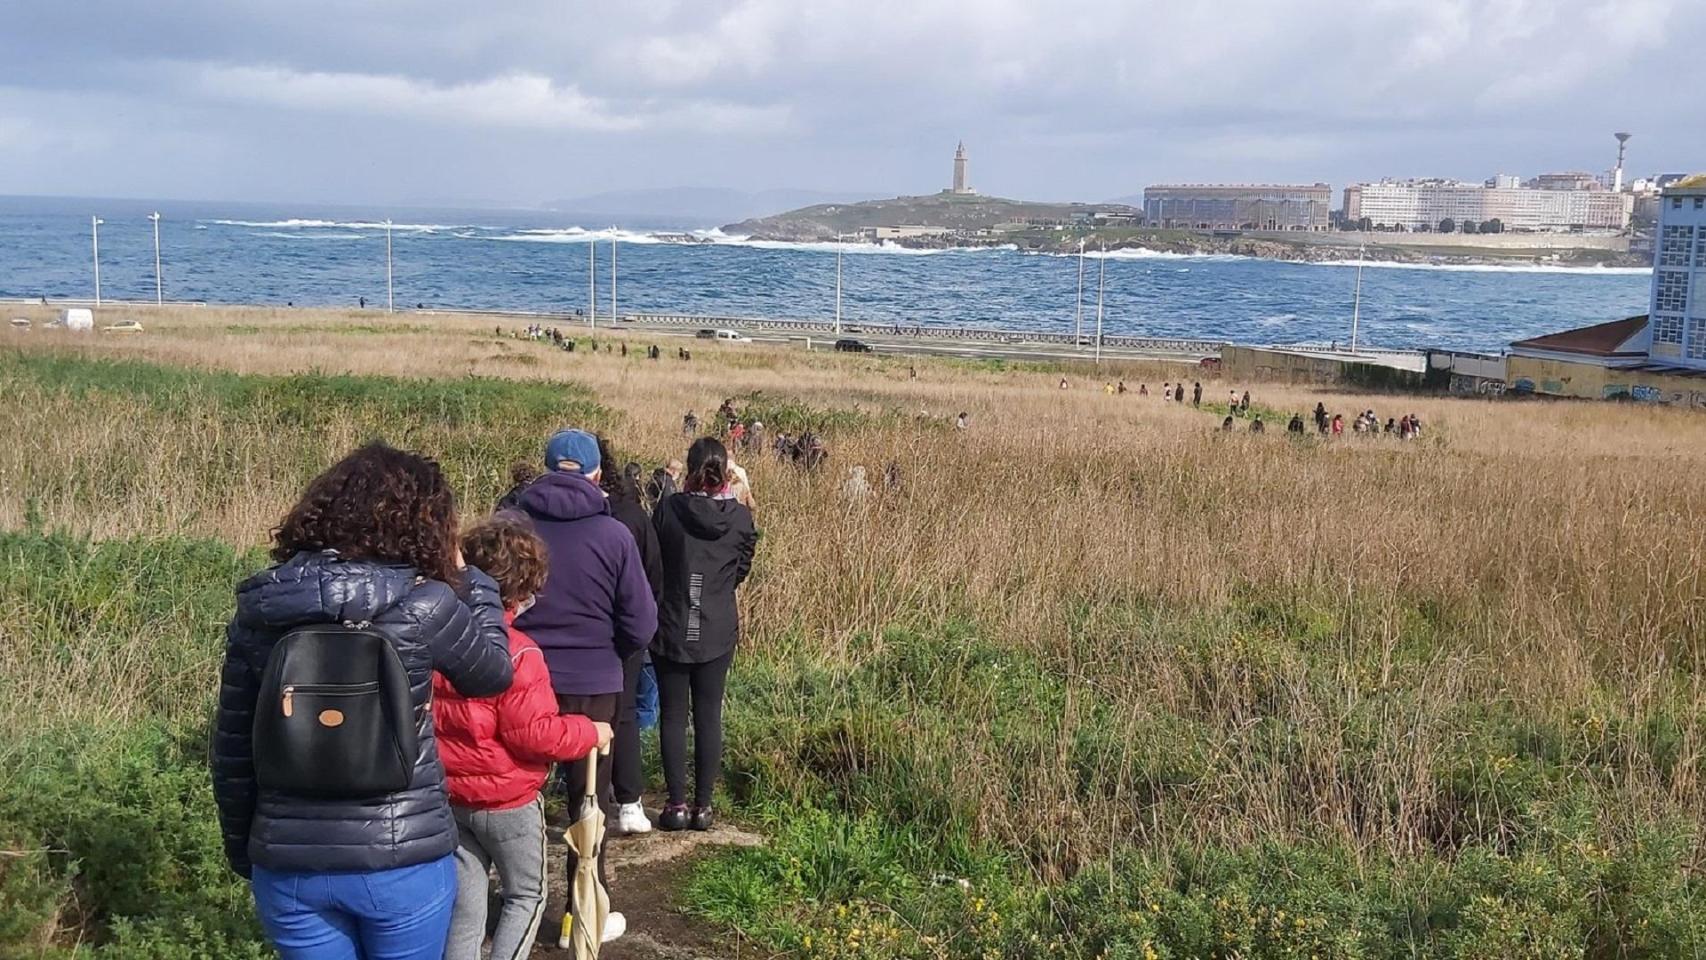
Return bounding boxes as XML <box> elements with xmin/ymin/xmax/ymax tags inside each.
<box><xmin>684</xmin><ymin>436</ymin><xmax>729</xmax><ymax>494</ymax></box>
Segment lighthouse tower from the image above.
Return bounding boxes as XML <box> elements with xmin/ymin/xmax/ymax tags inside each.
<box><xmin>950</xmin><ymin>141</ymin><xmax>973</xmax><ymax>195</ymax></box>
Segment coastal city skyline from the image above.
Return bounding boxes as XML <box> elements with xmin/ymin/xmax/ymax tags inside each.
<box><xmin>3</xmin><ymin>1</ymin><xmax>1704</xmax><ymax>208</ymax></box>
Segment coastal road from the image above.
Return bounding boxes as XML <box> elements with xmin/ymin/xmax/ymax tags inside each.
<box><xmin>517</xmin><ymin>316</ymin><xmax>1214</xmax><ymax>366</ymax></box>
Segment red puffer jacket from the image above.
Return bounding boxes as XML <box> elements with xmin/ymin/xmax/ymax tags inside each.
<box><xmin>433</xmin><ymin>616</ymin><xmax>600</xmax><ymax>810</ymax></box>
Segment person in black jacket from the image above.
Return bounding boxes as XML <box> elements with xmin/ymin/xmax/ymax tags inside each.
<box><xmin>597</xmin><ymin>435</ymin><xmax>663</xmax><ymax>837</ymax></box>
<box><xmin>651</xmin><ymin>437</ymin><xmax>758</xmax><ymax>832</ymax></box>
<box><xmin>213</xmin><ymin>442</ymin><xmax>514</xmax><ymax>960</ymax></box>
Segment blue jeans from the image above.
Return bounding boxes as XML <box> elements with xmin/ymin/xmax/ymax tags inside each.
<box><xmin>250</xmin><ymin>855</ymin><xmax>456</xmax><ymax>960</ymax></box>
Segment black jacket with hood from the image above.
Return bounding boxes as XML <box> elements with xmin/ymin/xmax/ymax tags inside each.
<box><xmin>212</xmin><ymin>552</ymin><xmax>514</xmax><ymax>877</ymax></box>
<box><xmin>651</xmin><ymin>493</ymin><xmax>758</xmax><ymax>664</ymax></box>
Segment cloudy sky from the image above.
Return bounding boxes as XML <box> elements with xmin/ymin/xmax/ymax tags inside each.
<box><xmin>3</xmin><ymin>0</ymin><xmax>1701</xmax><ymax>208</ymax></box>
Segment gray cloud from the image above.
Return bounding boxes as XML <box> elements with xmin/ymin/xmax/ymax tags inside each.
<box><xmin>0</xmin><ymin>0</ymin><xmax>1700</xmax><ymax>206</ymax></box>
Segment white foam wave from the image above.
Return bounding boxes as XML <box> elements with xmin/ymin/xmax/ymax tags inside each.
<box><xmin>207</xmin><ymin>218</ymin><xmax>465</xmax><ymax>232</ymax></box>
<box><xmin>255</xmin><ymin>231</ymin><xmax>367</xmax><ymax>240</ymax></box>
<box><xmin>489</xmin><ymin>227</ymin><xmax>664</xmax><ymax>245</ymax></box>
<box><xmin>1313</xmin><ymin>258</ymin><xmax>1650</xmax><ymax>276</ymax></box>
<box><xmin>712</xmin><ymin>236</ymin><xmax>1017</xmax><ymax>256</ymax></box>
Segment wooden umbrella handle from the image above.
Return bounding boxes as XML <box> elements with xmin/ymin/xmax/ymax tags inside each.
<box><xmin>585</xmin><ymin>748</ymin><xmax>600</xmax><ymax>803</ymax></box>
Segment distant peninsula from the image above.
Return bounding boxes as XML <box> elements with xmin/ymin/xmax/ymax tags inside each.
<box><xmin>723</xmin><ymin>192</ymin><xmax>1134</xmax><ymax>242</ymax></box>
<box><xmin>723</xmin><ymin>192</ymin><xmax>1644</xmax><ymax>268</ymax></box>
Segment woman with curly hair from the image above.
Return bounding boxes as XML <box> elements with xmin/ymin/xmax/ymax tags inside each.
<box><xmin>213</xmin><ymin>442</ymin><xmax>515</xmax><ymax>960</ymax></box>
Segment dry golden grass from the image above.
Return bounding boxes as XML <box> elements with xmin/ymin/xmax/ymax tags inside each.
<box><xmin>4</xmin><ymin>303</ymin><xmax>1706</xmax><ymax>877</ymax></box>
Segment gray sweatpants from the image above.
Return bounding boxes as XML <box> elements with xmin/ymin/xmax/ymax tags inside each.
<box><xmin>446</xmin><ymin>798</ymin><xmax>548</xmax><ymax>960</ymax></box>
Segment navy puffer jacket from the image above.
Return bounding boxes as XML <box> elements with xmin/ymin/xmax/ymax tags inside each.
<box><xmin>212</xmin><ymin>551</ymin><xmax>514</xmax><ymax>877</ymax></box>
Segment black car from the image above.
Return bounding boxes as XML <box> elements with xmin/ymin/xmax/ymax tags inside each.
<box><xmin>695</xmin><ymin>328</ymin><xmax>718</xmax><ymax>339</ymax></box>
<box><xmin>834</xmin><ymin>338</ymin><xmax>871</xmax><ymax>353</ymax></box>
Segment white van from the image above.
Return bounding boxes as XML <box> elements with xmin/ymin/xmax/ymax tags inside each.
<box><xmin>58</xmin><ymin>308</ymin><xmax>95</xmax><ymax>332</ymax></box>
<box><xmin>714</xmin><ymin>329</ymin><xmax>751</xmax><ymax>343</ymax></box>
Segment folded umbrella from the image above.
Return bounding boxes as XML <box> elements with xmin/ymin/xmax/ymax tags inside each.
<box><xmin>560</xmin><ymin>749</ymin><xmax>609</xmax><ymax>957</ymax></box>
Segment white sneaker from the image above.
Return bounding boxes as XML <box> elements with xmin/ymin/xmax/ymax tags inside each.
<box><xmin>558</xmin><ymin>911</ymin><xmax>628</xmax><ymax>949</ymax></box>
<box><xmin>616</xmin><ymin>801</ymin><xmax>653</xmax><ymax>835</ymax></box>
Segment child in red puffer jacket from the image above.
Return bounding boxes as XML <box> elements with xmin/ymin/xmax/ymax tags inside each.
<box><xmin>434</xmin><ymin>515</ymin><xmax>612</xmax><ymax>960</ymax></box>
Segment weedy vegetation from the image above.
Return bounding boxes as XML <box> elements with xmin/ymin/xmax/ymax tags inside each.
<box><xmin>2</xmin><ymin>306</ymin><xmax>1704</xmax><ymax>958</ymax></box>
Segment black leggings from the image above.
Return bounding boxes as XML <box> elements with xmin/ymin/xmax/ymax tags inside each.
<box><xmin>653</xmin><ymin>651</ymin><xmax>733</xmax><ymax>808</ymax></box>
<box><xmin>611</xmin><ymin>652</ymin><xmax>645</xmax><ymax>806</ymax></box>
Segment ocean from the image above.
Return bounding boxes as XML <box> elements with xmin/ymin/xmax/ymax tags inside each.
<box><xmin>0</xmin><ymin>195</ymin><xmax>1653</xmax><ymax>353</ymax></box>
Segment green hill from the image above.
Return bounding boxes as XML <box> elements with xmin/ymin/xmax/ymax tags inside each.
<box><xmin>723</xmin><ymin>192</ymin><xmax>1136</xmax><ymax>241</ymax></box>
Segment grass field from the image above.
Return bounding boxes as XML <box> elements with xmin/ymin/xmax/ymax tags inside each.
<box><xmin>3</xmin><ymin>305</ymin><xmax>1706</xmax><ymax>958</ymax></box>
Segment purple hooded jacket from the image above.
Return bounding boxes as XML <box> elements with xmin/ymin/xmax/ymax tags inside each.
<box><xmin>512</xmin><ymin>472</ymin><xmax>658</xmax><ymax>696</ymax></box>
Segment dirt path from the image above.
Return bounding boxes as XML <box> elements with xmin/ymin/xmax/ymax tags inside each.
<box><xmin>531</xmin><ymin>811</ymin><xmax>763</xmax><ymax>960</ymax></box>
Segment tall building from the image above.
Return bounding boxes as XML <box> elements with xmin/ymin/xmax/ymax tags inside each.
<box><xmin>950</xmin><ymin>142</ymin><xmax>973</xmax><ymax>195</ymax></box>
<box><xmin>1342</xmin><ymin>178</ymin><xmax>1632</xmax><ymax>233</ymax></box>
<box><xmin>1650</xmin><ymin>175</ymin><xmax>1706</xmax><ymax>367</ymax></box>
<box><xmin>1142</xmin><ymin>183</ymin><xmax>1332</xmax><ymax>231</ymax></box>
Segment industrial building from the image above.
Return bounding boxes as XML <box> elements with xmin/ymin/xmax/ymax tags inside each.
<box><xmin>1143</xmin><ymin>184</ymin><xmax>1332</xmax><ymax>231</ymax></box>
<box><xmin>1342</xmin><ymin>178</ymin><xmax>1633</xmax><ymax>233</ymax></box>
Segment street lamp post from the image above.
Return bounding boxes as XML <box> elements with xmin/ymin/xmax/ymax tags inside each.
<box><xmin>1074</xmin><ymin>239</ymin><xmax>1085</xmax><ymax>346</ymax></box>
<box><xmin>384</xmin><ymin>220</ymin><xmax>395</xmax><ymax>313</ymax></box>
<box><xmin>588</xmin><ymin>242</ymin><xmax>596</xmax><ymax>330</ymax></box>
<box><xmin>610</xmin><ymin>235</ymin><xmax>617</xmax><ymax>323</ymax></box>
<box><xmin>1350</xmin><ymin>243</ymin><xmax>1365</xmax><ymax>354</ymax></box>
<box><xmin>91</xmin><ymin>216</ymin><xmax>103</xmax><ymax>305</ymax></box>
<box><xmin>148</xmin><ymin>212</ymin><xmax>163</xmax><ymax>305</ymax></box>
<box><xmin>834</xmin><ymin>237</ymin><xmax>843</xmax><ymax>336</ymax></box>
<box><xmin>1094</xmin><ymin>249</ymin><xmax>1106</xmax><ymax>364</ymax></box>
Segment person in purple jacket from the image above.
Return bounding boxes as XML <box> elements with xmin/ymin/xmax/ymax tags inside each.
<box><xmin>511</xmin><ymin>428</ymin><xmax>657</xmax><ymax>945</ymax></box>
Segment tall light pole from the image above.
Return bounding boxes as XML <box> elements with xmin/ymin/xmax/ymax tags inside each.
<box><xmin>1350</xmin><ymin>243</ymin><xmax>1364</xmax><ymax>354</ymax></box>
<box><xmin>148</xmin><ymin>212</ymin><xmax>163</xmax><ymax>305</ymax></box>
<box><xmin>1094</xmin><ymin>248</ymin><xmax>1106</xmax><ymax>364</ymax></box>
<box><xmin>587</xmin><ymin>241</ymin><xmax>597</xmax><ymax>330</ymax></box>
<box><xmin>834</xmin><ymin>237</ymin><xmax>843</xmax><ymax>336</ymax></box>
<box><xmin>91</xmin><ymin>216</ymin><xmax>103</xmax><ymax>305</ymax></box>
<box><xmin>384</xmin><ymin>220</ymin><xmax>395</xmax><ymax>313</ymax></box>
<box><xmin>610</xmin><ymin>235</ymin><xmax>617</xmax><ymax>323</ymax></box>
<box><xmin>1074</xmin><ymin>239</ymin><xmax>1085</xmax><ymax>346</ymax></box>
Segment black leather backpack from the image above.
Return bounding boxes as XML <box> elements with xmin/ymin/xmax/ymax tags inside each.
<box><xmin>252</xmin><ymin>623</ymin><xmax>420</xmax><ymax>797</ymax></box>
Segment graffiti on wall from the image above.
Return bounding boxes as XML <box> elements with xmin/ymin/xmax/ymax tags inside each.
<box><xmin>1600</xmin><ymin>383</ymin><xmax>1706</xmax><ymax>407</ymax></box>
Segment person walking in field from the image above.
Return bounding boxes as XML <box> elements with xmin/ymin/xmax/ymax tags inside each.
<box><xmin>435</xmin><ymin>516</ymin><xmax>613</xmax><ymax>960</ymax></box>
<box><xmin>1192</xmin><ymin>381</ymin><xmax>1202</xmax><ymax>407</ymax></box>
<box><xmin>646</xmin><ymin>459</ymin><xmax>683</xmax><ymax>507</ymax></box>
<box><xmin>682</xmin><ymin>411</ymin><xmax>699</xmax><ymax>438</ymax></box>
<box><xmin>1313</xmin><ymin>402</ymin><xmax>1328</xmax><ymax>432</ymax></box>
<box><xmin>1331</xmin><ymin>414</ymin><xmax>1344</xmax><ymax>437</ymax></box>
<box><xmin>1241</xmin><ymin>390</ymin><xmax>1251</xmax><ymax>413</ymax></box>
<box><xmin>1288</xmin><ymin>413</ymin><xmax>1305</xmax><ymax>434</ymax></box>
<box><xmin>1139</xmin><ymin>383</ymin><xmax>1148</xmax><ymax>396</ymax></box>
<box><xmin>512</xmin><ymin>429</ymin><xmax>657</xmax><ymax>945</ymax></box>
<box><xmin>595</xmin><ymin>435</ymin><xmax>664</xmax><ymax>838</ymax></box>
<box><xmin>214</xmin><ymin>443</ymin><xmax>516</xmax><ymax>960</ymax></box>
<box><xmin>651</xmin><ymin>437</ymin><xmax>758</xmax><ymax>832</ymax></box>
<box><xmin>497</xmin><ymin>460</ymin><xmax>539</xmax><ymax>512</ymax></box>
<box><xmin>1174</xmin><ymin>383</ymin><xmax>1184</xmax><ymax>404</ymax></box>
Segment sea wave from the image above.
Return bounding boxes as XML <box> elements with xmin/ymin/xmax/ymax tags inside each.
<box><xmin>1034</xmin><ymin>247</ymin><xmax>1251</xmax><ymax>263</ymax></box>
<box><xmin>489</xmin><ymin>227</ymin><xmax>665</xmax><ymax>245</ymax></box>
<box><xmin>255</xmin><ymin>231</ymin><xmax>367</xmax><ymax>240</ymax></box>
<box><xmin>1313</xmin><ymin>258</ymin><xmax>1651</xmax><ymax>276</ymax></box>
<box><xmin>707</xmin><ymin>234</ymin><xmax>1018</xmax><ymax>256</ymax></box>
<box><xmin>206</xmin><ymin>218</ymin><xmax>464</xmax><ymax>232</ymax></box>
